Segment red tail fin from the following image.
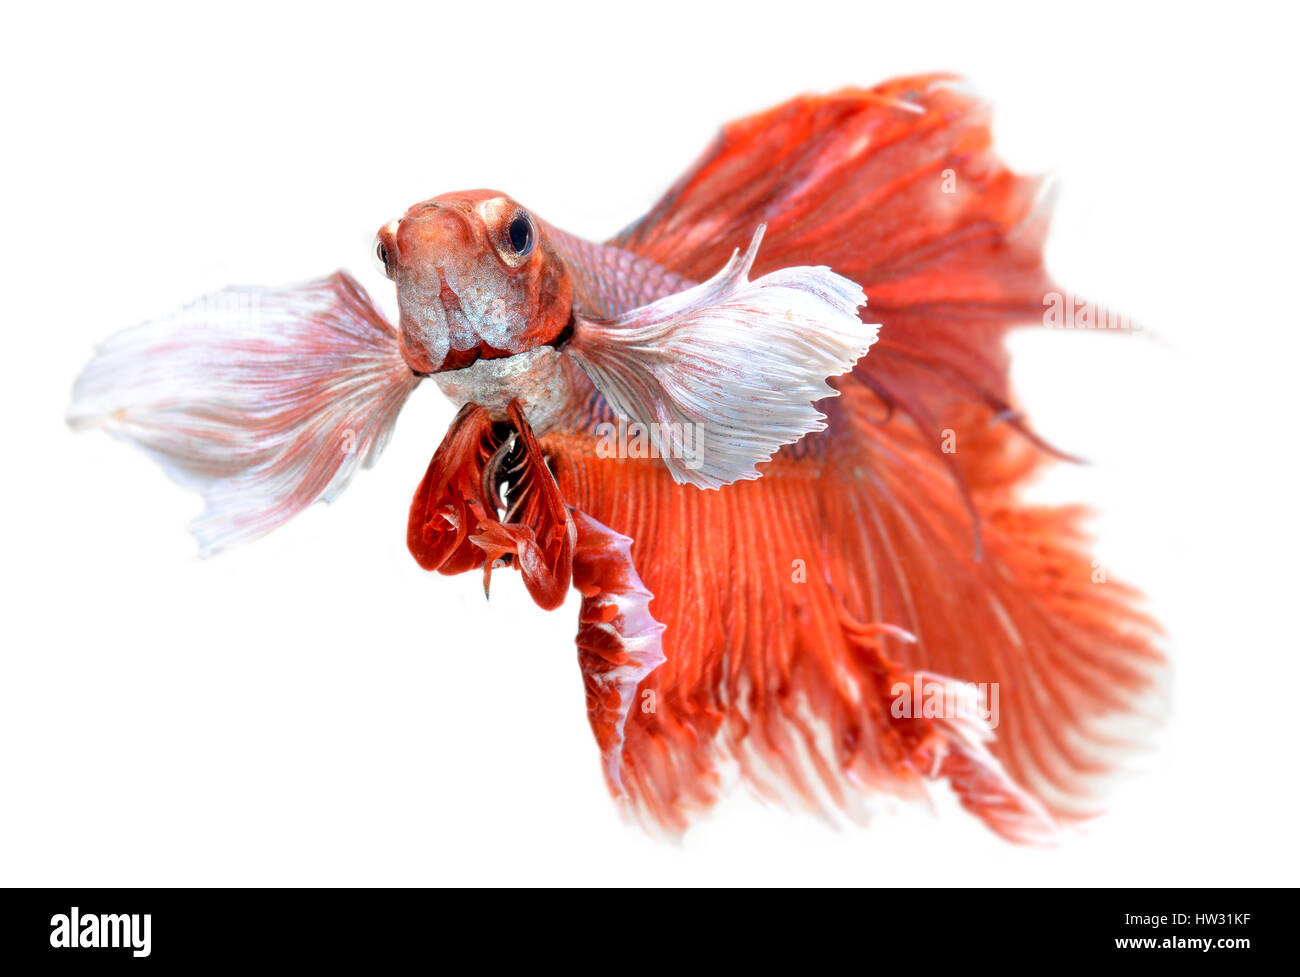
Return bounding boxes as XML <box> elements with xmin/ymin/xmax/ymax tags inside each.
<box><xmin>541</xmin><ymin>77</ymin><xmax>1164</xmax><ymax>838</ymax></box>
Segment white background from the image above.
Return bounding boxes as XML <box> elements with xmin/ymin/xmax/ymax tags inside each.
<box><xmin>2</xmin><ymin>1</ymin><xmax>1296</xmax><ymax>886</ymax></box>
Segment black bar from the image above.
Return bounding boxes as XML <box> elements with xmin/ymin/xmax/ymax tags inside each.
<box><xmin>0</xmin><ymin>887</ymin><xmax>1281</xmax><ymax>967</ymax></box>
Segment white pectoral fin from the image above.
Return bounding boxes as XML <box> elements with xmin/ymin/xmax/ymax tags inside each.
<box><xmin>565</xmin><ymin>227</ymin><xmax>878</xmax><ymax>489</ymax></box>
<box><xmin>67</xmin><ymin>272</ymin><xmax>421</xmax><ymax>555</ymax></box>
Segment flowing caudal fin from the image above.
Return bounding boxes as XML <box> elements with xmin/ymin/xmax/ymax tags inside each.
<box><xmin>567</xmin><ymin>227</ymin><xmax>877</xmax><ymax>489</ymax></box>
<box><xmin>546</xmin><ymin>414</ymin><xmax>1164</xmax><ymax>840</ymax></box>
<box><xmin>612</xmin><ymin>75</ymin><xmax>1070</xmax><ymax>488</ymax></box>
<box><xmin>543</xmin><ymin>77</ymin><xmax>1164</xmax><ymax>838</ymax></box>
<box><xmin>68</xmin><ymin>272</ymin><xmax>420</xmax><ymax>555</ymax></box>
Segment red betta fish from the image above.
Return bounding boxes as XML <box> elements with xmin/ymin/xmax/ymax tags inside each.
<box><xmin>68</xmin><ymin>75</ymin><xmax>1162</xmax><ymax>841</ymax></box>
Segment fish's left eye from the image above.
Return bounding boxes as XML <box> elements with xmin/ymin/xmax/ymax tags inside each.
<box><xmin>507</xmin><ymin>212</ymin><xmax>534</xmax><ymax>257</ymax></box>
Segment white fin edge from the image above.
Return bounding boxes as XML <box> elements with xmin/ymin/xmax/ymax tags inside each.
<box><xmin>67</xmin><ymin>272</ymin><xmax>420</xmax><ymax>556</ymax></box>
<box><xmin>565</xmin><ymin>226</ymin><xmax>878</xmax><ymax>489</ymax></box>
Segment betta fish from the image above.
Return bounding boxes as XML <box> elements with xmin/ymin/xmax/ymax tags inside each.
<box><xmin>68</xmin><ymin>75</ymin><xmax>1162</xmax><ymax>842</ymax></box>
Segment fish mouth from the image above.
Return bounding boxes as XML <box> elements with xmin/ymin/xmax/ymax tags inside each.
<box><xmin>424</xmin><ymin>318</ymin><xmax>575</xmax><ymax>378</ymax></box>
<box><xmin>398</xmin><ymin>263</ymin><xmax>525</xmax><ymax>375</ymax></box>
<box><xmin>397</xmin><ymin>270</ymin><xmax>478</xmax><ymax>374</ymax></box>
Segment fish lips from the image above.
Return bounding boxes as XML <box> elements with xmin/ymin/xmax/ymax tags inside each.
<box><xmin>395</xmin><ymin>268</ymin><xmax>501</xmax><ymax>374</ymax></box>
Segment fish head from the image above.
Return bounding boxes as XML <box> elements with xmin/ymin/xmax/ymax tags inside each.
<box><xmin>377</xmin><ymin>190</ymin><xmax>572</xmax><ymax>375</ymax></box>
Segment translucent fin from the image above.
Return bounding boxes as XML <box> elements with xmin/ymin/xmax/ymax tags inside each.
<box><xmin>565</xmin><ymin>227</ymin><xmax>877</xmax><ymax>489</ymax></box>
<box><xmin>68</xmin><ymin>272</ymin><xmax>420</xmax><ymax>555</ymax></box>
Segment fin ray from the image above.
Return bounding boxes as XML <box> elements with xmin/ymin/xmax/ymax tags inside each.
<box><xmin>567</xmin><ymin>227</ymin><xmax>878</xmax><ymax>488</ymax></box>
<box><xmin>68</xmin><ymin>272</ymin><xmax>419</xmax><ymax>555</ymax></box>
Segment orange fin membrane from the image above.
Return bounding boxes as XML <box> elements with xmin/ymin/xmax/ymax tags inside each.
<box><xmin>571</xmin><ymin>510</ymin><xmax>667</xmax><ymax>794</ymax></box>
<box><xmin>468</xmin><ymin>402</ymin><xmax>575</xmax><ymax>610</ymax></box>
<box><xmin>406</xmin><ymin>404</ymin><xmax>498</xmax><ymax>575</ymax></box>
<box><xmin>846</xmin><ymin>625</ymin><xmax>1057</xmax><ymax>843</ymax></box>
<box><xmin>611</xmin><ymin>75</ymin><xmax>1070</xmax><ymax>505</ymax></box>
<box><xmin>410</xmin><ymin>406</ymin><xmax>666</xmax><ymax>792</ymax></box>
<box><xmin>557</xmin><ymin>77</ymin><xmax>1166</xmax><ymax>838</ymax></box>
<box><xmin>408</xmin><ymin>400</ymin><xmax>574</xmax><ymax>610</ymax></box>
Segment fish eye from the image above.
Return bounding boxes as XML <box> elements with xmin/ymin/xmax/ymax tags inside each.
<box><xmin>376</xmin><ymin>239</ymin><xmax>393</xmax><ymax>279</ymax></box>
<box><xmin>507</xmin><ymin>212</ymin><xmax>534</xmax><ymax>257</ymax></box>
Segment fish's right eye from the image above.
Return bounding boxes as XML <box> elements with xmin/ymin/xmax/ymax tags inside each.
<box><xmin>376</xmin><ymin>239</ymin><xmax>393</xmax><ymax>279</ymax></box>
